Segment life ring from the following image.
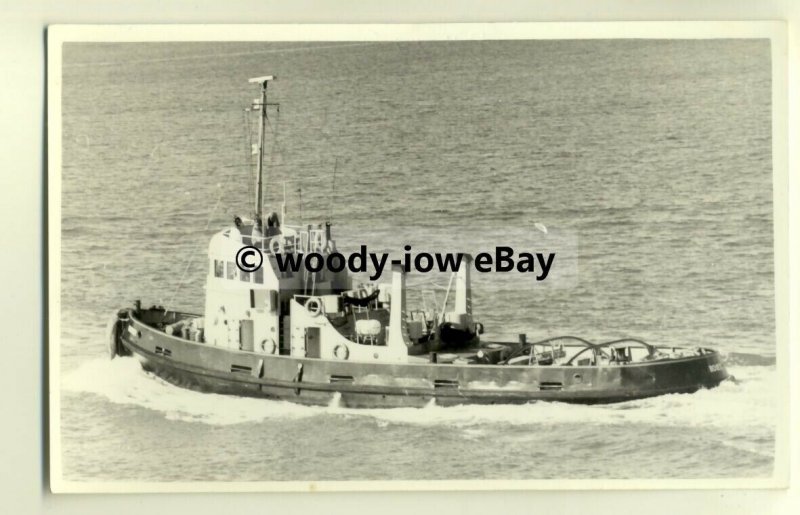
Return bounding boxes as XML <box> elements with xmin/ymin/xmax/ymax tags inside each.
<box><xmin>261</xmin><ymin>338</ymin><xmax>277</xmax><ymax>355</ymax></box>
<box><xmin>306</xmin><ymin>297</ymin><xmax>323</xmax><ymax>317</ymax></box>
<box><xmin>269</xmin><ymin>237</ymin><xmax>284</xmax><ymax>255</ymax></box>
<box><xmin>334</xmin><ymin>344</ymin><xmax>349</xmax><ymax>360</ymax></box>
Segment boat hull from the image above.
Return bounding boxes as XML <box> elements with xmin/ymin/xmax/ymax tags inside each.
<box><xmin>114</xmin><ymin>309</ymin><xmax>730</xmax><ymax>408</ymax></box>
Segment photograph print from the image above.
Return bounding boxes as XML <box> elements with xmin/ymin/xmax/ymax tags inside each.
<box><xmin>48</xmin><ymin>25</ymin><xmax>784</xmax><ymax>491</ymax></box>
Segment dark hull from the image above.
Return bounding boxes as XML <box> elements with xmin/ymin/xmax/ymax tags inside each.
<box><xmin>114</xmin><ymin>310</ymin><xmax>730</xmax><ymax>408</ymax></box>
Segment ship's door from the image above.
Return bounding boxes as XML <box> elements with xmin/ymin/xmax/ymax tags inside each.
<box><xmin>240</xmin><ymin>320</ymin><xmax>254</xmax><ymax>352</ymax></box>
<box><xmin>280</xmin><ymin>315</ymin><xmax>292</xmax><ymax>355</ymax></box>
<box><xmin>305</xmin><ymin>327</ymin><xmax>321</xmax><ymax>358</ymax></box>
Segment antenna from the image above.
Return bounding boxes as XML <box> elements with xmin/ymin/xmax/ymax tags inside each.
<box><xmin>249</xmin><ymin>75</ymin><xmax>278</xmax><ymax>229</ymax></box>
<box><xmin>297</xmin><ymin>186</ymin><xmax>303</xmax><ymax>224</ymax></box>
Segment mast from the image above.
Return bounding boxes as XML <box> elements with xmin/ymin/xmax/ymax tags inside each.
<box><xmin>248</xmin><ymin>75</ymin><xmax>276</xmax><ymax>228</ymax></box>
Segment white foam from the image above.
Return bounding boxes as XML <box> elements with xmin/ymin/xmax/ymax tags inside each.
<box><xmin>61</xmin><ymin>358</ymin><xmax>777</xmax><ymax>433</ymax></box>
<box><xmin>62</xmin><ymin>358</ymin><xmax>322</xmax><ymax>425</ymax></box>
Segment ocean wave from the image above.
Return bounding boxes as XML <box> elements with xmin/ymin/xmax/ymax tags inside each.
<box><xmin>722</xmin><ymin>351</ymin><xmax>776</xmax><ymax>367</ymax></box>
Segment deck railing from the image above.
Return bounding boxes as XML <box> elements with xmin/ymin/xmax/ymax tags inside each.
<box><xmin>226</xmin><ymin>226</ymin><xmax>329</xmax><ymax>255</ymax></box>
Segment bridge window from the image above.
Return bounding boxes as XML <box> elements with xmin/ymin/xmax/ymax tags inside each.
<box><xmin>226</xmin><ymin>261</ymin><xmax>236</xmax><ymax>280</ymax></box>
<box><xmin>240</xmin><ymin>271</ymin><xmax>251</xmax><ymax>282</ymax></box>
<box><xmin>254</xmin><ymin>267</ymin><xmax>264</xmax><ymax>284</ymax></box>
<box><xmin>214</xmin><ymin>259</ymin><xmax>224</xmax><ymax>278</ymax></box>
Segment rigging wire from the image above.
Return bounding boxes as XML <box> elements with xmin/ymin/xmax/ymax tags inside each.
<box><xmin>264</xmin><ymin>113</ymin><xmax>288</xmax><ymax>204</ymax></box>
<box><xmin>164</xmin><ymin>184</ymin><xmax>226</xmax><ymax>312</ymax></box>
<box><xmin>329</xmin><ymin>157</ymin><xmax>338</xmax><ymax>224</ymax></box>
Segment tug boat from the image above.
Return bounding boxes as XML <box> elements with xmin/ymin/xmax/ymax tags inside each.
<box><xmin>107</xmin><ymin>75</ymin><xmax>730</xmax><ymax>408</ymax></box>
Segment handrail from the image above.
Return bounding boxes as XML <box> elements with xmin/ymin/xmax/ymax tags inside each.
<box><xmin>563</xmin><ymin>339</ymin><xmax>656</xmax><ymax>366</ymax></box>
<box><xmin>226</xmin><ymin>227</ymin><xmax>329</xmax><ymax>254</ymax></box>
<box><xmin>598</xmin><ymin>338</ymin><xmax>656</xmax><ymax>352</ymax></box>
<box><xmin>501</xmin><ymin>336</ymin><xmax>598</xmax><ymax>363</ymax></box>
<box><xmin>500</xmin><ymin>336</ymin><xmax>657</xmax><ymax>365</ymax></box>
